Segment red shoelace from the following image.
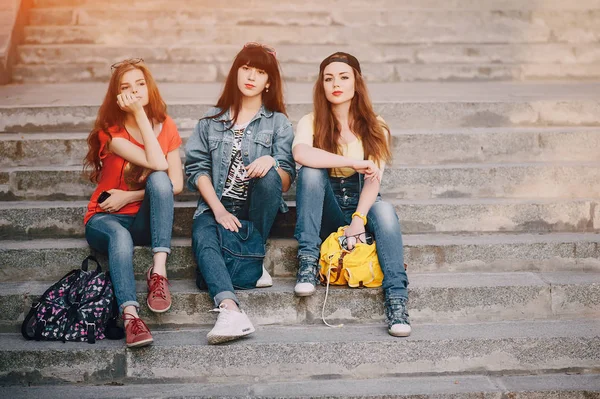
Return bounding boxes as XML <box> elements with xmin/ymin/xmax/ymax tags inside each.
<box><xmin>148</xmin><ymin>273</ymin><xmax>169</xmax><ymax>299</ymax></box>
<box><xmin>122</xmin><ymin>313</ymin><xmax>150</xmax><ymax>335</ymax></box>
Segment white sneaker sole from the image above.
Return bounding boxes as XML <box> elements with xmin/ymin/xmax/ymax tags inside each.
<box><xmin>294</xmin><ymin>282</ymin><xmax>316</xmax><ymax>297</ymax></box>
<box><xmin>147</xmin><ymin>302</ymin><xmax>171</xmax><ymax>313</ymax></box>
<box><xmin>126</xmin><ymin>337</ymin><xmax>154</xmax><ymax>348</ymax></box>
<box><xmin>207</xmin><ymin>328</ymin><xmax>255</xmax><ymax>345</ymax></box>
<box><xmin>388</xmin><ymin>326</ymin><xmax>411</xmax><ymax>337</ymax></box>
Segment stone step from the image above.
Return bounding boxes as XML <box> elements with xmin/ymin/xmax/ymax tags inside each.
<box><xmin>2</xmin><ymin>373</ymin><xmax>600</xmax><ymax>398</ymax></box>
<box><xmin>2</xmin><ymin>233</ymin><xmax>600</xmax><ymax>282</ymax></box>
<box><xmin>13</xmin><ymin>62</ymin><xmax>600</xmax><ymax>83</ymax></box>
<box><xmin>29</xmin><ymin>0</ymin><xmax>600</xmax><ymax>11</ymax></box>
<box><xmin>2</xmin><ymin>271</ymin><xmax>600</xmax><ymax>331</ymax></box>
<box><xmin>21</xmin><ymin>19</ymin><xmax>599</xmax><ymax>46</ymax></box>
<box><xmin>2</xmin><ymin>127</ymin><xmax>600</xmax><ymax>167</ymax></box>
<box><xmin>1</xmin><ymin>198</ymin><xmax>598</xmax><ymax>240</ymax></box>
<box><xmin>26</xmin><ymin>8</ymin><xmax>597</xmax><ymax>27</ymax></box>
<box><xmin>2</xmin><ymin>82</ymin><xmax>600</xmax><ymax>132</ymax></box>
<box><xmin>16</xmin><ymin>44</ymin><xmax>600</xmax><ymax>66</ymax></box>
<box><xmin>2</xmin><ymin>162</ymin><xmax>599</xmax><ymax>201</ymax></box>
<box><xmin>22</xmin><ymin>8</ymin><xmax>600</xmax><ymax>42</ymax></box>
<box><xmin>1</xmin><ymin>319</ymin><xmax>598</xmax><ymax>384</ymax></box>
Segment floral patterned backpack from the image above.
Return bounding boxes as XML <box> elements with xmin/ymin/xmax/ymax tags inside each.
<box><xmin>21</xmin><ymin>255</ymin><xmax>121</xmax><ymax>343</ymax></box>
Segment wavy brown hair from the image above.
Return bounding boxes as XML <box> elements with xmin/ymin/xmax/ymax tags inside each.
<box><xmin>83</xmin><ymin>62</ymin><xmax>167</xmax><ymax>182</ymax></box>
<box><xmin>313</xmin><ymin>56</ymin><xmax>391</xmax><ymax>167</ymax></box>
<box><xmin>204</xmin><ymin>45</ymin><xmax>286</xmax><ymax>126</ymax></box>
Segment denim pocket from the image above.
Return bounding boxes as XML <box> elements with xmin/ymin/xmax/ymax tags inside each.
<box><xmin>217</xmin><ymin>221</ymin><xmax>265</xmax><ymax>289</ymax></box>
<box><xmin>253</xmin><ymin>131</ymin><xmax>273</xmax><ymax>148</ymax></box>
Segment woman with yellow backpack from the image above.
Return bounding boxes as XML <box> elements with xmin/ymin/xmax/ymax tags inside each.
<box><xmin>292</xmin><ymin>52</ymin><xmax>410</xmax><ymax>337</ymax></box>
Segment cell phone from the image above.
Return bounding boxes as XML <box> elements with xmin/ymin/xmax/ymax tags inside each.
<box><xmin>98</xmin><ymin>191</ymin><xmax>111</xmax><ymax>204</ymax></box>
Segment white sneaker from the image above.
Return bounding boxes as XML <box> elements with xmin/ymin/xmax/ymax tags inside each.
<box><xmin>294</xmin><ymin>282</ymin><xmax>316</xmax><ymax>296</ymax></box>
<box><xmin>207</xmin><ymin>303</ymin><xmax>255</xmax><ymax>345</ymax></box>
<box><xmin>255</xmin><ymin>265</ymin><xmax>273</xmax><ymax>288</ymax></box>
<box><xmin>388</xmin><ymin>323</ymin><xmax>412</xmax><ymax>337</ymax></box>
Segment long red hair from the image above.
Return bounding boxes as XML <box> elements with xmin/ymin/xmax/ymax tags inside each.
<box><xmin>83</xmin><ymin>62</ymin><xmax>167</xmax><ymax>183</ymax></box>
<box><xmin>313</xmin><ymin>57</ymin><xmax>391</xmax><ymax>167</ymax></box>
<box><xmin>204</xmin><ymin>45</ymin><xmax>286</xmax><ymax>125</ymax></box>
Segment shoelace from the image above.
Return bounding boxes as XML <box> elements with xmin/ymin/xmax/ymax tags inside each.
<box><xmin>122</xmin><ymin>313</ymin><xmax>149</xmax><ymax>335</ymax></box>
<box><xmin>386</xmin><ymin>300</ymin><xmax>410</xmax><ymax>325</ymax></box>
<box><xmin>148</xmin><ymin>273</ymin><xmax>169</xmax><ymax>299</ymax></box>
<box><xmin>297</xmin><ymin>260</ymin><xmax>318</xmax><ymax>284</ymax></box>
<box><xmin>321</xmin><ymin>254</ymin><xmax>344</xmax><ymax>329</ymax></box>
<box><xmin>209</xmin><ymin>304</ymin><xmax>232</xmax><ymax>327</ymax></box>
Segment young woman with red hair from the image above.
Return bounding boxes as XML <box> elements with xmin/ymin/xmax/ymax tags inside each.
<box><xmin>292</xmin><ymin>52</ymin><xmax>411</xmax><ymax>337</ymax></box>
<box><xmin>185</xmin><ymin>43</ymin><xmax>295</xmax><ymax>344</ymax></box>
<box><xmin>83</xmin><ymin>59</ymin><xmax>183</xmax><ymax>348</ymax></box>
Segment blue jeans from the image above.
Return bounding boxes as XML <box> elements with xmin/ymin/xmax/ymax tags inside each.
<box><xmin>294</xmin><ymin>167</ymin><xmax>409</xmax><ymax>300</ymax></box>
<box><xmin>85</xmin><ymin>171</ymin><xmax>175</xmax><ymax>312</ymax></box>
<box><xmin>192</xmin><ymin>168</ymin><xmax>282</xmax><ymax>306</ymax></box>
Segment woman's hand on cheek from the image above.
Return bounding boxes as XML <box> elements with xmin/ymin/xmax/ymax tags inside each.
<box><xmin>117</xmin><ymin>93</ymin><xmax>144</xmax><ymax>115</ymax></box>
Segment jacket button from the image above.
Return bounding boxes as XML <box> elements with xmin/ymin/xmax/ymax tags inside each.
<box><xmin>244</xmin><ymin>152</ymin><xmax>249</xmax><ymax>156</ymax></box>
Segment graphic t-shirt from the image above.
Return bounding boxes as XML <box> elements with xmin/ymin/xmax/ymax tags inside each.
<box><xmin>84</xmin><ymin>115</ymin><xmax>182</xmax><ymax>225</ymax></box>
<box><xmin>222</xmin><ymin>122</ymin><xmax>250</xmax><ymax>201</ymax></box>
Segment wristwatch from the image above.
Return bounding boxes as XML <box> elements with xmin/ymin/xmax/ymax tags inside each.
<box><xmin>273</xmin><ymin>158</ymin><xmax>280</xmax><ymax>170</ymax></box>
<box><xmin>352</xmin><ymin>211</ymin><xmax>367</xmax><ymax>225</ymax></box>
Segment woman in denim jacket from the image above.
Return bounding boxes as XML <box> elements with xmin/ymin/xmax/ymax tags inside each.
<box><xmin>292</xmin><ymin>52</ymin><xmax>411</xmax><ymax>337</ymax></box>
<box><xmin>185</xmin><ymin>43</ymin><xmax>295</xmax><ymax>344</ymax></box>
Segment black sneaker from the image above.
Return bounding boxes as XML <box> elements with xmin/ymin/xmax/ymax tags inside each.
<box><xmin>385</xmin><ymin>297</ymin><xmax>411</xmax><ymax>337</ymax></box>
<box><xmin>294</xmin><ymin>256</ymin><xmax>318</xmax><ymax>297</ymax></box>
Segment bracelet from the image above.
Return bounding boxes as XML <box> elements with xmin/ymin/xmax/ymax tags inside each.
<box><xmin>273</xmin><ymin>158</ymin><xmax>280</xmax><ymax>170</ymax></box>
<box><xmin>352</xmin><ymin>211</ymin><xmax>367</xmax><ymax>225</ymax></box>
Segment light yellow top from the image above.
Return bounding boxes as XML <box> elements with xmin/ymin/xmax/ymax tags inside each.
<box><xmin>292</xmin><ymin>112</ymin><xmax>387</xmax><ymax>178</ymax></box>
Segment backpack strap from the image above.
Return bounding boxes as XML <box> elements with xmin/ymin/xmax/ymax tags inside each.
<box><xmin>81</xmin><ymin>255</ymin><xmax>102</xmax><ymax>273</ymax></box>
<box><xmin>86</xmin><ymin>322</ymin><xmax>96</xmax><ymax>344</ymax></box>
<box><xmin>105</xmin><ymin>298</ymin><xmax>125</xmax><ymax>340</ymax></box>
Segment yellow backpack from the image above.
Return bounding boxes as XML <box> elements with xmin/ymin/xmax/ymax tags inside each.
<box><xmin>319</xmin><ymin>226</ymin><xmax>383</xmax><ymax>288</ymax></box>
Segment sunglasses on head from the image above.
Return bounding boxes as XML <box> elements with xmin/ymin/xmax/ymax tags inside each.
<box><xmin>244</xmin><ymin>42</ymin><xmax>277</xmax><ymax>58</ymax></box>
<box><xmin>110</xmin><ymin>58</ymin><xmax>144</xmax><ymax>73</ymax></box>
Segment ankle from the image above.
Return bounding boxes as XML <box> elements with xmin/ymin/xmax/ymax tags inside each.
<box><xmin>123</xmin><ymin>306</ymin><xmax>140</xmax><ymax>327</ymax></box>
<box><xmin>150</xmin><ymin>264</ymin><xmax>167</xmax><ymax>277</ymax></box>
<box><xmin>220</xmin><ymin>299</ymin><xmax>240</xmax><ymax>313</ymax></box>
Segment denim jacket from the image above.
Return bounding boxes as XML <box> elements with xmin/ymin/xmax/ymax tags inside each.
<box><xmin>185</xmin><ymin>105</ymin><xmax>296</xmax><ymax>218</ymax></box>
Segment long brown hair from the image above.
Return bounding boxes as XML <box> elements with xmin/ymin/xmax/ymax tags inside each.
<box><xmin>83</xmin><ymin>62</ymin><xmax>167</xmax><ymax>182</ymax></box>
<box><xmin>204</xmin><ymin>45</ymin><xmax>286</xmax><ymax>126</ymax></box>
<box><xmin>313</xmin><ymin>56</ymin><xmax>391</xmax><ymax>167</ymax></box>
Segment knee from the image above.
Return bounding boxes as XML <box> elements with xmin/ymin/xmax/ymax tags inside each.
<box><xmin>192</xmin><ymin>215</ymin><xmax>217</xmax><ymax>248</ymax></box>
<box><xmin>369</xmin><ymin>201</ymin><xmax>401</xmax><ymax>231</ymax></box>
<box><xmin>146</xmin><ymin>171</ymin><xmax>173</xmax><ymax>195</ymax></box>
<box><xmin>298</xmin><ymin>167</ymin><xmax>328</xmax><ymax>190</ymax></box>
<box><xmin>110</xmin><ymin>229</ymin><xmax>134</xmax><ymax>254</ymax></box>
<box><xmin>253</xmin><ymin>168</ymin><xmax>282</xmax><ymax>194</ymax></box>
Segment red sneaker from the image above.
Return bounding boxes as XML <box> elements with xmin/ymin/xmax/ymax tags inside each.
<box><xmin>122</xmin><ymin>313</ymin><xmax>153</xmax><ymax>348</ymax></box>
<box><xmin>146</xmin><ymin>267</ymin><xmax>171</xmax><ymax>313</ymax></box>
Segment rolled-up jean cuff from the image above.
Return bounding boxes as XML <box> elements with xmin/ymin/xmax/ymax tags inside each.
<box><xmin>120</xmin><ymin>300</ymin><xmax>141</xmax><ymax>314</ymax></box>
<box><xmin>385</xmin><ymin>290</ymin><xmax>408</xmax><ymax>302</ymax></box>
<box><xmin>152</xmin><ymin>247</ymin><xmax>171</xmax><ymax>255</ymax></box>
<box><xmin>214</xmin><ymin>291</ymin><xmax>239</xmax><ymax>308</ymax></box>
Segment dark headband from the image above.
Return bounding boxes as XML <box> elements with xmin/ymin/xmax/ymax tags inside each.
<box><xmin>319</xmin><ymin>52</ymin><xmax>362</xmax><ymax>75</ymax></box>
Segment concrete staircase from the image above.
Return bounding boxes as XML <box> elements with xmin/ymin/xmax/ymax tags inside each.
<box><xmin>10</xmin><ymin>0</ymin><xmax>600</xmax><ymax>83</ymax></box>
<box><xmin>1</xmin><ymin>0</ymin><xmax>600</xmax><ymax>398</ymax></box>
